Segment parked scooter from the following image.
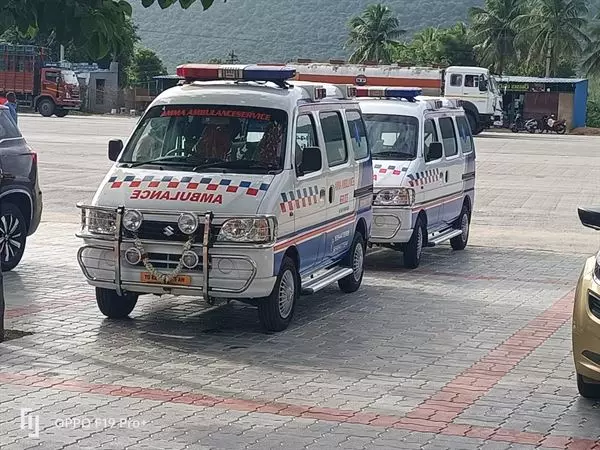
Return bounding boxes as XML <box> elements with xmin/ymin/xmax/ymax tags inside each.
<box><xmin>524</xmin><ymin>118</ymin><xmax>539</xmax><ymax>133</ymax></box>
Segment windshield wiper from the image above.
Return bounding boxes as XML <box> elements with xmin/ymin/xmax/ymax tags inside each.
<box><xmin>123</xmin><ymin>155</ymin><xmax>190</xmax><ymax>168</ymax></box>
<box><xmin>193</xmin><ymin>160</ymin><xmax>280</xmax><ymax>173</ymax></box>
<box><xmin>373</xmin><ymin>151</ymin><xmax>415</xmax><ymax>160</ymax></box>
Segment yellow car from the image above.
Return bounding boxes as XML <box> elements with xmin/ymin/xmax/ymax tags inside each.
<box><xmin>573</xmin><ymin>207</ymin><xmax>600</xmax><ymax>398</ymax></box>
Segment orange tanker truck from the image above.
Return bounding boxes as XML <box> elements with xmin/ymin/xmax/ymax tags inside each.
<box><xmin>0</xmin><ymin>44</ymin><xmax>81</xmax><ymax>117</ymax></box>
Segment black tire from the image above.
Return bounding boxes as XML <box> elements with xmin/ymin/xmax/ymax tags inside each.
<box><xmin>0</xmin><ymin>202</ymin><xmax>27</xmax><ymax>272</ymax></box>
<box><xmin>38</xmin><ymin>98</ymin><xmax>55</xmax><ymax>117</ymax></box>
<box><xmin>510</xmin><ymin>125</ymin><xmax>519</xmax><ymax>133</ymax></box>
<box><xmin>451</xmin><ymin>204</ymin><xmax>471</xmax><ymax>251</ymax></box>
<box><xmin>95</xmin><ymin>288</ymin><xmax>138</xmax><ymax>319</ymax></box>
<box><xmin>55</xmin><ymin>109</ymin><xmax>69</xmax><ymax>117</ymax></box>
<box><xmin>258</xmin><ymin>256</ymin><xmax>298</xmax><ymax>332</ymax></box>
<box><xmin>556</xmin><ymin>124</ymin><xmax>566</xmax><ymax>135</ymax></box>
<box><xmin>403</xmin><ymin>216</ymin><xmax>425</xmax><ymax>269</ymax></box>
<box><xmin>577</xmin><ymin>374</ymin><xmax>600</xmax><ymax>398</ymax></box>
<box><xmin>338</xmin><ymin>232</ymin><xmax>365</xmax><ymax>293</ymax></box>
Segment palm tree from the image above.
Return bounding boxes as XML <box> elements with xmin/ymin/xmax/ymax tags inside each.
<box><xmin>515</xmin><ymin>0</ymin><xmax>589</xmax><ymax>77</ymax></box>
<box><xmin>581</xmin><ymin>17</ymin><xmax>600</xmax><ymax>75</ymax></box>
<box><xmin>346</xmin><ymin>4</ymin><xmax>405</xmax><ymax>64</ymax></box>
<box><xmin>469</xmin><ymin>0</ymin><xmax>523</xmax><ymax>74</ymax></box>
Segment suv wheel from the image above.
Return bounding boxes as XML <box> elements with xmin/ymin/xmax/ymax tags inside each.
<box><xmin>96</xmin><ymin>288</ymin><xmax>138</xmax><ymax>318</ymax></box>
<box><xmin>0</xmin><ymin>203</ymin><xmax>27</xmax><ymax>271</ymax></box>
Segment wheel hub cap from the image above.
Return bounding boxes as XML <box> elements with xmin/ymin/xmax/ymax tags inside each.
<box><xmin>0</xmin><ymin>214</ymin><xmax>22</xmax><ymax>262</ymax></box>
<box><xmin>278</xmin><ymin>270</ymin><xmax>295</xmax><ymax>319</ymax></box>
<box><xmin>353</xmin><ymin>242</ymin><xmax>364</xmax><ymax>282</ymax></box>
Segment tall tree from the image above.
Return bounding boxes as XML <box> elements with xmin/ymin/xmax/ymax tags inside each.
<box><xmin>346</xmin><ymin>4</ymin><xmax>405</xmax><ymax>64</ymax></box>
<box><xmin>582</xmin><ymin>16</ymin><xmax>600</xmax><ymax>76</ymax></box>
<box><xmin>128</xmin><ymin>48</ymin><xmax>167</xmax><ymax>85</ymax></box>
<box><xmin>515</xmin><ymin>0</ymin><xmax>589</xmax><ymax>77</ymax></box>
<box><xmin>469</xmin><ymin>0</ymin><xmax>522</xmax><ymax>74</ymax></box>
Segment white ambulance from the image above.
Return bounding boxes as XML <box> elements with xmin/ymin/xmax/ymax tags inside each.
<box><xmin>358</xmin><ymin>87</ymin><xmax>476</xmax><ymax>268</ymax></box>
<box><xmin>76</xmin><ymin>64</ymin><xmax>373</xmax><ymax>332</ymax></box>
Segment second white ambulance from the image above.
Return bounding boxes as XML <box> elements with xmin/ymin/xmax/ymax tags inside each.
<box><xmin>359</xmin><ymin>87</ymin><xmax>476</xmax><ymax>268</ymax></box>
<box><xmin>76</xmin><ymin>64</ymin><xmax>373</xmax><ymax>332</ymax></box>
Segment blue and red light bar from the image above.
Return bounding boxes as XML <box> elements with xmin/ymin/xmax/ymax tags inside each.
<box><xmin>176</xmin><ymin>64</ymin><xmax>297</xmax><ymax>83</ymax></box>
<box><xmin>356</xmin><ymin>86</ymin><xmax>423</xmax><ymax>101</ymax></box>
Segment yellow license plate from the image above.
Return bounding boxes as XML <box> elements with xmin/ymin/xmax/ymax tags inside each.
<box><xmin>140</xmin><ymin>272</ymin><xmax>192</xmax><ymax>286</ymax></box>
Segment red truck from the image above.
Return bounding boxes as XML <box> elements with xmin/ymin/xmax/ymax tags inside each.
<box><xmin>0</xmin><ymin>44</ymin><xmax>81</xmax><ymax>117</ymax></box>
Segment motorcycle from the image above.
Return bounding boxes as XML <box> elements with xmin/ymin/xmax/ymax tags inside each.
<box><xmin>545</xmin><ymin>119</ymin><xmax>567</xmax><ymax>134</ymax></box>
<box><xmin>510</xmin><ymin>114</ymin><xmax>524</xmax><ymax>132</ymax></box>
<box><xmin>524</xmin><ymin>118</ymin><xmax>539</xmax><ymax>133</ymax></box>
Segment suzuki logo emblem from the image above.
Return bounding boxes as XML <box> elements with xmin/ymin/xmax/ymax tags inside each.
<box><xmin>163</xmin><ymin>226</ymin><xmax>175</xmax><ymax>236</ymax></box>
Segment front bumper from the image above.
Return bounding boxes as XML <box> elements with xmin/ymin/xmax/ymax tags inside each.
<box><xmin>57</xmin><ymin>99</ymin><xmax>81</xmax><ymax>110</ymax></box>
<box><xmin>573</xmin><ymin>256</ymin><xmax>600</xmax><ymax>382</ymax></box>
<box><xmin>369</xmin><ymin>206</ymin><xmax>413</xmax><ymax>244</ymax></box>
<box><xmin>76</xmin><ymin>205</ymin><xmax>277</xmax><ymax>300</ymax></box>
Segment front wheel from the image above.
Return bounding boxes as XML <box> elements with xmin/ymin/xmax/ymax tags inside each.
<box><xmin>38</xmin><ymin>98</ymin><xmax>55</xmax><ymax>117</ymax></box>
<box><xmin>96</xmin><ymin>288</ymin><xmax>138</xmax><ymax>319</ymax></box>
<box><xmin>556</xmin><ymin>124</ymin><xmax>567</xmax><ymax>135</ymax></box>
<box><xmin>55</xmin><ymin>109</ymin><xmax>69</xmax><ymax>117</ymax></box>
<box><xmin>338</xmin><ymin>232</ymin><xmax>365</xmax><ymax>293</ymax></box>
<box><xmin>451</xmin><ymin>205</ymin><xmax>471</xmax><ymax>251</ymax></box>
<box><xmin>403</xmin><ymin>217</ymin><xmax>425</xmax><ymax>269</ymax></box>
<box><xmin>577</xmin><ymin>374</ymin><xmax>600</xmax><ymax>398</ymax></box>
<box><xmin>258</xmin><ymin>256</ymin><xmax>298</xmax><ymax>332</ymax></box>
<box><xmin>0</xmin><ymin>202</ymin><xmax>28</xmax><ymax>272</ymax></box>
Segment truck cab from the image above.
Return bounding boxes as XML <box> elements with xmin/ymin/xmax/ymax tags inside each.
<box><xmin>443</xmin><ymin>66</ymin><xmax>503</xmax><ymax>133</ymax></box>
<box><xmin>36</xmin><ymin>67</ymin><xmax>81</xmax><ymax>117</ymax></box>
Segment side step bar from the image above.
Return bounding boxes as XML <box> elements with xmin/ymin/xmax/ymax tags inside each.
<box><xmin>427</xmin><ymin>229</ymin><xmax>463</xmax><ymax>247</ymax></box>
<box><xmin>301</xmin><ymin>267</ymin><xmax>353</xmax><ymax>295</ymax></box>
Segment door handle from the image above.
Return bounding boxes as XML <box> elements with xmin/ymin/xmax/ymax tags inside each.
<box><xmin>328</xmin><ymin>186</ymin><xmax>334</xmax><ymax>203</ymax></box>
<box><xmin>445</xmin><ymin>171</ymin><xmax>449</xmax><ymax>182</ymax></box>
<box><xmin>319</xmin><ymin>189</ymin><xmax>326</xmax><ymax>200</ymax></box>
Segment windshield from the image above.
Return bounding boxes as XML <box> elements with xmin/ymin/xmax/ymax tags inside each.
<box><xmin>363</xmin><ymin>114</ymin><xmax>419</xmax><ymax>160</ymax></box>
<box><xmin>120</xmin><ymin>105</ymin><xmax>288</xmax><ymax>173</ymax></box>
<box><xmin>60</xmin><ymin>70</ymin><xmax>78</xmax><ymax>85</ymax></box>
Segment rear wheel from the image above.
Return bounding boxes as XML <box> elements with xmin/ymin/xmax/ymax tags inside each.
<box><xmin>38</xmin><ymin>98</ymin><xmax>55</xmax><ymax>117</ymax></box>
<box><xmin>0</xmin><ymin>202</ymin><xmax>27</xmax><ymax>272</ymax></box>
<box><xmin>55</xmin><ymin>109</ymin><xmax>69</xmax><ymax>117</ymax></box>
<box><xmin>577</xmin><ymin>374</ymin><xmax>600</xmax><ymax>398</ymax></box>
<box><xmin>95</xmin><ymin>288</ymin><xmax>138</xmax><ymax>319</ymax></box>
<box><xmin>451</xmin><ymin>204</ymin><xmax>471</xmax><ymax>251</ymax></box>
<box><xmin>338</xmin><ymin>232</ymin><xmax>365</xmax><ymax>293</ymax></box>
<box><xmin>258</xmin><ymin>256</ymin><xmax>298</xmax><ymax>332</ymax></box>
<box><xmin>403</xmin><ymin>217</ymin><xmax>425</xmax><ymax>269</ymax></box>
<box><xmin>556</xmin><ymin>124</ymin><xmax>567</xmax><ymax>134</ymax></box>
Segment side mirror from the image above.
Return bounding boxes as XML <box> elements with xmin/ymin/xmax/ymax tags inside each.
<box><xmin>108</xmin><ymin>139</ymin><xmax>123</xmax><ymax>162</ymax></box>
<box><xmin>300</xmin><ymin>146</ymin><xmax>322</xmax><ymax>175</ymax></box>
<box><xmin>426</xmin><ymin>142</ymin><xmax>443</xmax><ymax>162</ymax></box>
<box><xmin>479</xmin><ymin>76</ymin><xmax>488</xmax><ymax>92</ymax></box>
<box><xmin>578</xmin><ymin>207</ymin><xmax>600</xmax><ymax>230</ymax></box>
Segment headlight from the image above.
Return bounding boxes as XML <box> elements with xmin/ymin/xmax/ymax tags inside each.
<box><xmin>123</xmin><ymin>209</ymin><xmax>143</xmax><ymax>232</ymax></box>
<box><xmin>83</xmin><ymin>209</ymin><xmax>117</xmax><ymax>235</ymax></box>
<box><xmin>594</xmin><ymin>251</ymin><xmax>600</xmax><ymax>281</ymax></box>
<box><xmin>374</xmin><ymin>188</ymin><xmax>415</xmax><ymax>206</ymax></box>
<box><xmin>217</xmin><ymin>218</ymin><xmax>276</xmax><ymax>244</ymax></box>
<box><xmin>178</xmin><ymin>213</ymin><xmax>198</xmax><ymax>235</ymax></box>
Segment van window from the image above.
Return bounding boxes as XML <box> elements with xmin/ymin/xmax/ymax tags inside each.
<box><xmin>363</xmin><ymin>114</ymin><xmax>418</xmax><ymax>160</ymax></box>
<box><xmin>320</xmin><ymin>111</ymin><xmax>348</xmax><ymax>167</ymax></box>
<box><xmin>450</xmin><ymin>74</ymin><xmax>463</xmax><ymax>87</ymax></box>
<box><xmin>439</xmin><ymin>117</ymin><xmax>458</xmax><ymax>157</ymax></box>
<box><xmin>345</xmin><ymin>110</ymin><xmax>369</xmax><ymax>160</ymax></box>
<box><xmin>456</xmin><ymin>116</ymin><xmax>474</xmax><ymax>154</ymax></box>
<box><xmin>423</xmin><ymin>119</ymin><xmax>439</xmax><ymax>161</ymax></box>
<box><xmin>296</xmin><ymin>114</ymin><xmax>318</xmax><ymax>149</ymax></box>
<box><xmin>464</xmin><ymin>75</ymin><xmax>479</xmax><ymax>88</ymax></box>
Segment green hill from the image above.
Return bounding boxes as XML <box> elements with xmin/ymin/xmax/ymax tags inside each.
<box><xmin>131</xmin><ymin>0</ymin><xmax>482</xmax><ymax>71</ymax></box>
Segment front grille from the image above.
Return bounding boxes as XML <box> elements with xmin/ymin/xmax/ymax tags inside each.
<box><xmin>135</xmin><ymin>252</ymin><xmax>202</xmax><ymax>271</ymax></box>
<box><xmin>124</xmin><ymin>220</ymin><xmax>200</xmax><ymax>242</ymax></box>
<box><xmin>589</xmin><ymin>291</ymin><xmax>600</xmax><ymax>319</ymax></box>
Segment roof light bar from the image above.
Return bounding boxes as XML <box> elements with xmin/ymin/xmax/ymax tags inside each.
<box><xmin>176</xmin><ymin>64</ymin><xmax>297</xmax><ymax>83</ymax></box>
<box><xmin>356</xmin><ymin>86</ymin><xmax>423</xmax><ymax>101</ymax></box>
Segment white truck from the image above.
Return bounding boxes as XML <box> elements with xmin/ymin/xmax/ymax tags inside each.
<box><xmin>292</xmin><ymin>62</ymin><xmax>503</xmax><ymax>135</ymax></box>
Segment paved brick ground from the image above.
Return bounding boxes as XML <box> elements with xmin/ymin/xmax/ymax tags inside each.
<box><xmin>1</xmin><ymin>118</ymin><xmax>600</xmax><ymax>449</ymax></box>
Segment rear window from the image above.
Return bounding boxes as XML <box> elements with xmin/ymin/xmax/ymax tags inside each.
<box><xmin>0</xmin><ymin>110</ymin><xmax>21</xmax><ymax>140</ymax></box>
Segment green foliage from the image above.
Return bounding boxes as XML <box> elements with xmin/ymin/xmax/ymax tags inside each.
<box><xmin>128</xmin><ymin>47</ymin><xmax>167</xmax><ymax>85</ymax></box>
<box><xmin>394</xmin><ymin>23</ymin><xmax>477</xmax><ymax>66</ymax></box>
<box><xmin>347</xmin><ymin>4</ymin><xmax>405</xmax><ymax>64</ymax></box>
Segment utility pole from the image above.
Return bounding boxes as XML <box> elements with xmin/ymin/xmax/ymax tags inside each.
<box><xmin>227</xmin><ymin>50</ymin><xmax>239</xmax><ymax>64</ymax></box>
